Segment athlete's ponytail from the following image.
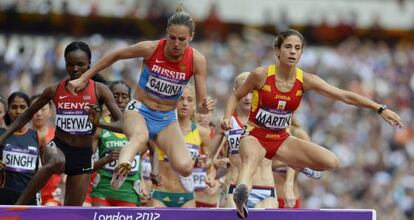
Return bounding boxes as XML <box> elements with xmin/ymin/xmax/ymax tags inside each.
<box><xmin>167</xmin><ymin>4</ymin><xmax>195</xmax><ymax>34</ymax></box>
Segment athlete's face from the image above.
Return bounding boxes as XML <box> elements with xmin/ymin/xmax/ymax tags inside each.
<box><xmin>8</xmin><ymin>97</ymin><xmax>28</xmax><ymax>123</ymax></box>
<box><xmin>238</xmin><ymin>92</ymin><xmax>252</xmax><ymax>113</ymax></box>
<box><xmin>112</xmin><ymin>83</ymin><xmax>130</xmax><ymax>112</ymax></box>
<box><xmin>276</xmin><ymin>35</ymin><xmax>303</xmax><ymax>67</ymax></box>
<box><xmin>166</xmin><ymin>25</ymin><xmax>193</xmax><ymax>58</ymax></box>
<box><xmin>32</xmin><ymin>98</ymin><xmax>52</xmax><ymax>129</ymax></box>
<box><xmin>65</xmin><ymin>50</ymin><xmax>90</xmax><ymax>80</ymax></box>
<box><xmin>177</xmin><ymin>88</ymin><xmax>194</xmax><ymax>119</ymax></box>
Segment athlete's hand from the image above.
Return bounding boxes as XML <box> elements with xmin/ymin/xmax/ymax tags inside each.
<box><xmin>380</xmin><ymin>109</ymin><xmax>404</xmax><ymax>128</ymax></box>
<box><xmin>196</xmin><ymin>154</ymin><xmax>207</xmax><ymax>168</ymax></box>
<box><xmin>205</xmin><ymin>164</ymin><xmax>217</xmax><ymax>187</ymax></box>
<box><xmin>114</xmin><ymin>162</ymin><xmax>131</xmax><ymax>177</ymax></box>
<box><xmin>205</xmin><ymin>179</ymin><xmax>220</xmax><ymax>195</ymax></box>
<box><xmin>138</xmin><ymin>181</ymin><xmax>151</xmax><ymax>202</ymax></box>
<box><xmin>87</xmin><ymin>104</ymin><xmax>102</xmax><ymax>126</ymax></box>
<box><xmin>283</xmin><ymin>184</ymin><xmax>296</xmax><ymax>208</ymax></box>
<box><xmin>67</xmin><ymin>77</ymin><xmax>87</xmax><ymax>95</ymax></box>
<box><xmin>214</xmin><ymin>157</ymin><xmax>230</xmax><ymax>169</ymax></box>
<box><xmin>220</xmin><ymin>117</ymin><xmax>232</xmax><ymax>131</ymax></box>
<box><xmin>198</xmin><ymin>96</ymin><xmax>215</xmax><ymax>114</ymax></box>
<box><xmin>150</xmin><ymin>172</ymin><xmax>162</xmax><ymax>186</ymax></box>
<box><xmin>105</xmin><ymin>148</ymin><xmax>121</xmax><ymax>163</ymax></box>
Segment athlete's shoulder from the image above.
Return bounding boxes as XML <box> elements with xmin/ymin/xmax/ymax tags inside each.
<box><xmin>251</xmin><ymin>66</ymin><xmax>268</xmax><ymax>80</ymax></box>
<box><xmin>192</xmin><ymin>48</ymin><xmax>206</xmax><ymax>63</ymax></box>
<box><xmin>139</xmin><ymin>40</ymin><xmax>159</xmax><ymax>50</ymax></box>
<box><xmin>134</xmin><ymin>40</ymin><xmax>159</xmax><ymax>59</ymax></box>
<box><xmin>42</xmin><ymin>84</ymin><xmax>59</xmax><ymax>100</ymax></box>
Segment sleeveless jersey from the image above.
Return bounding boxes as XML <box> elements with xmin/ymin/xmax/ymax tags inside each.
<box><xmin>227</xmin><ymin>113</ymin><xmax>245</xmax><ymax>155</ymax></box>
<box><xmin>138</xmin><ymin>39</ymin><xmax>194</xmax><ymax>100</ymax></box>
<box><xmin>249</xmin><ymin>65</ymin><xmax>304</xmax><ymax>132</ymax></box>
<box><xmin>0</xmin><ymin>128</ymin><xmax>39</xmax><ymax>192</ymax></box>
<box><xmin>97</xmin><ymin>116</ymin><xmax>141</xmax><ymax>181</ymax></box>
<box><xmin>53</xmin><ymin>79</ymin><xmax>98</xmax><ymax>135</ymax></box>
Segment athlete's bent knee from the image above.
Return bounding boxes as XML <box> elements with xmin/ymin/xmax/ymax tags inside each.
<box><xmin>129</xmin><ymin>132</ymin><xmax>149</xmax><ymax>149</ymax></box>
<box><xmin>175</xmin><ymin>158</ymin><xmax>193</xmax><ymax>177</ymax></box>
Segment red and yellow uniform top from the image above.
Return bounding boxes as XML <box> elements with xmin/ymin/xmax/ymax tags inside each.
<box><xmin>248</xmin><ymin>64</ymin><xmax>304</xmax><ymax>134</ymax></box>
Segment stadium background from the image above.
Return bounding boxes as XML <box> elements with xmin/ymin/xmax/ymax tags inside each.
<box><xmin>0</xmin><ymin>1</ymin><xmax>413</xmax><ymax>219</ymax></box>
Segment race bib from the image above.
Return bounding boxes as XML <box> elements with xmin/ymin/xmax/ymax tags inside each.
<box><xmin>192</xmin><ymin>168</ymin><xmax>207</xmax><ymax>190</ymax></box>
<box><xmin>188</xmin><ymin>144</ymin><xmax>200</xmax><ymax>162</ymax></box>
<box><xmin>141</xmin><ymin>158</ymin><xmax>152</xmax><ymax>179</ymax></box>
<box><xmin>255</xmin><ymin>108</ymin><xmax>292</xmax><ymax>130</ymax></box>
<box><xmin>146</xmin><ymin>75</ymin><xmax>185</xmax><ymax>97</ymax></box>
<box><xmin>227</xmin><ymin>128</ymin><xmax>244</xmax><ymax>155</ymax></box>
<box><xmin>55</xmin><ymin>113</ymin><xmax>93</xmax><ymax>134</ymax></box>
<box><xmin>3</xmin><ymin>145</ymin><xmax>38</xmax><ymax>173</ymax></box>
<box><xmin>105</xmin><ymin>154</ymin><xmax>141</xmax><ymax>175</ymax></box>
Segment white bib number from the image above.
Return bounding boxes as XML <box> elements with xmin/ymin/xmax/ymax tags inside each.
<box><xmin>3</xmin><ymin>150</ymin><xmax>37</xmax><ymax>173</ymax></box>
<box><xmin>192</xmin><ymin>168</ymin><xmax>207</xmax><ymax>189</ymax></box>
<box><xmin>146</xmin><ymin>75</ymin><xmax>185</xmax><ymax>97</ymax></box>
<box><xmin>255</xmin><ymin>108</ymin><xmax>292</xmax><ymax>130</ymax></box>
<box><xmin>105</xmin><ymin>155</ymin><xmax>141</xmax><ymax>174</ymax></box>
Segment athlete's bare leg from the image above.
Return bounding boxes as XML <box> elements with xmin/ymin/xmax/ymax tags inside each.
<box><xmin>275</xmin><ymin>136</ymin><xmax>340</xmax><ymax>171</ymax></box>
<box><xmin>64</xmin><ymin>174</ymin><xmax>91</xmax><ymax>205</ymax></box>
<box><xmin>118</xmin><ymin>110</ymin><xmax>149</xmax><ymax>164</ymax></box>
<box><xmin>236</xmin><ymin>136</ymin><xmax>266</xmax><ymax>192</ymax></box>
<box><xmin>155</xmin><ymin>121</ymin><xmax>192</xmax><ymax>177</ymax></box>
<box><xmin>181</xmin><ymin>199</ymin><xmax>196</xmax><ymax>208</ymax></box>
<box><xmin>254</xmin><ymin>197</ymin><xmax>278</xmax><ymax>208</ymax></box>
<box><xmin>151</xmin><ymin>199</ymin><xmax>167</xmax><ymax>207</ymax></box>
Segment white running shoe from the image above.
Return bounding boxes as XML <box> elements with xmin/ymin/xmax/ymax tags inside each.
<box><xmin>300</xmin><ymin>167</ymin><xmax>323</xmax><ymax>179</ymax></box>
<box><xmin>111</xmin><ymin>173</ymin><xmax>127</xmax><ymax>190</ymax></box>
<box><xmin>178</xmin><ymin>174</ymin><xmax>194</xmax><ymax>193</ymax></box>
<box><xmin>111</xmin><ymin>162</ymin><xmax>131</xmax><ymax>190</ymax></box>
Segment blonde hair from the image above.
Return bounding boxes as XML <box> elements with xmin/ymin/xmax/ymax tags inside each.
<box><xmin>233</xmin><ymin>72</ymin><xmax>250</xmax><ymax>90</ymax></box>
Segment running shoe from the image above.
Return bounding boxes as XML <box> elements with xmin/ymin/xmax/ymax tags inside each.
<box><xmin>300</xmin><ymin>167</ymin><xmax>323</xmax><ymax>179</ymax></box>
<box><xmin>233</xmin><ymin>184</ymin><xmax>249</xmax><ymax>219</ymax></box>
<box><xmin>111</xmin><ymin>162</ymin><xmax>131</xmax><ymax>189</ymax></box>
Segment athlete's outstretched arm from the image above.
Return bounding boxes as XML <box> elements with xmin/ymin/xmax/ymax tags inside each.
<box><xmin>221</xmin><ymin>67</ymin><xmax>265</xmax><ymax>130</ymax></box>
<box><xmin>193</xmin><ymin>49</ymin><xmax>214</xmax><ymax>114</ymax></box>
<box><xmin>68</xmin><ymin>41</ymin><xmax>157</xmax><ymax>93</ymax></box>
<box><xmin>0</xmin><ymin>86</ymin><xmax>55</xmax><ymax>145</ymax></box>
<box><xmin>303</xmin><ymin>72</ymin><xmax>403</xmax><ymax>128</ymax></box>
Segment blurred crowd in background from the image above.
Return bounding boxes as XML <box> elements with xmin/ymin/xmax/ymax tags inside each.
<box><xmin>0</xmin><ymin>0</ymin><xmax>413</xmax><ymax>220</ymax></box>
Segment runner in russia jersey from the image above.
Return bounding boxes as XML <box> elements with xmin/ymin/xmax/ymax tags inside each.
<box><xmin>138</xmin><ymin>39</ymin><xmax>194</xmax><ymax>101</ymax></box>
<box><xmin>53</xmin><ymin>79</ymin><xmax>98</xmax><ymax>135</ymax></box>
